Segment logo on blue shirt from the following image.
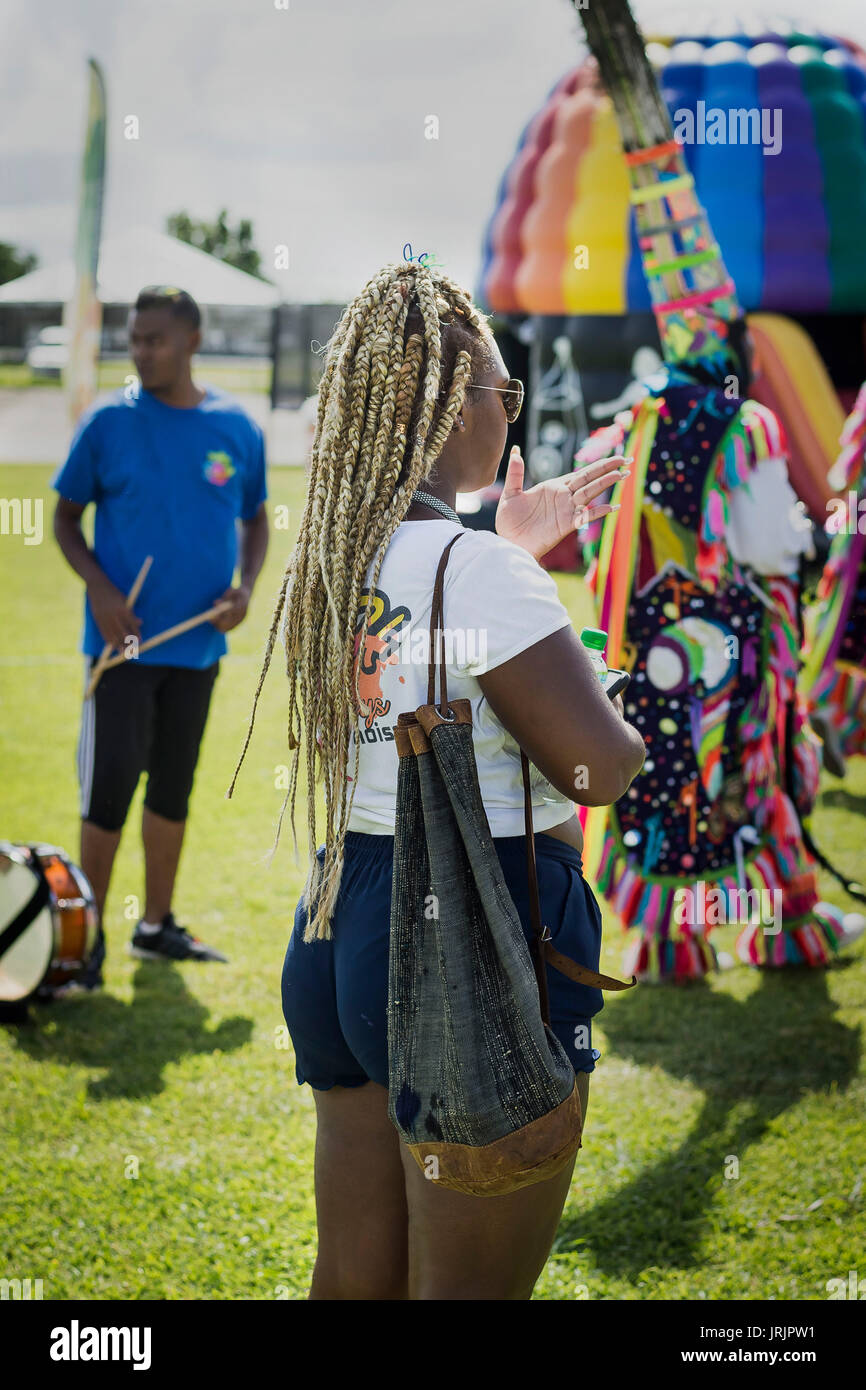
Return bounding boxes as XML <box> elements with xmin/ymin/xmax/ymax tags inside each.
<box><xmin>203</xmin><ymin>450</ymin><xmax>236</xmax><ymax>486</ymax></box>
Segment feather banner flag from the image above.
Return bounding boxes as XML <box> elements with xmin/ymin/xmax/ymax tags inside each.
<box><xmin>63</xmin><ymin>58</ymin><xmax>107</xmax><ymax>426</ymax></box>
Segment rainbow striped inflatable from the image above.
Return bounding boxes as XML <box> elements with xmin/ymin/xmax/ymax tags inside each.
<box><xmin>478</xmin><ymin>25</ymin><xmax>866</xmax><ymax>514</ymax></box>
<box><xmin>479</xmin><ymin>27</ymin><xmax>866</xmax><ymax>317</ymax></box>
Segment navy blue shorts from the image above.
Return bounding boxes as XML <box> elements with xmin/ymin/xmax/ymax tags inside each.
<box><xmin>281</xmin><ymin>829</ymin><xmax>604</xmax><ymax>1091</ymax></box>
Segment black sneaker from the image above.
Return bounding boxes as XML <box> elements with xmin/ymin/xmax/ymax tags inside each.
<box><xmin>129</xmin><ymin>913</ymin><xmax>228</xmax><ymax>963</ymax></box>
<box><xmin>40</xmin><ymin>978</ymin><xmax>103</xmax><ymax>1001</ymax></box>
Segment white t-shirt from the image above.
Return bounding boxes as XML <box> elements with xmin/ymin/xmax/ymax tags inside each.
<box><xmin>345</xmin><ymin>519</ymin><xmax>575</xmax><ymax>836</ymax></box>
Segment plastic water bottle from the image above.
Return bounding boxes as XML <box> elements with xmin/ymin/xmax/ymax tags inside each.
<box><xmin>580</xmin><ymin>627</ymin><xmax>609</xmax><ymax>685</ymax></box>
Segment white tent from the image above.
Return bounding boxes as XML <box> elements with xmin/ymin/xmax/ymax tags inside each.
<box><xmin>0</xmin><ymin>227</ymin><xmax>281</xmax><ymax>307</ymax></box>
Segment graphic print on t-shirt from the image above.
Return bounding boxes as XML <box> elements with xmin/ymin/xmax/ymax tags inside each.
<box><xmin>352</xmin><ymin>586</ymin><xmax>412</xmax><ymax>730</ymax></box>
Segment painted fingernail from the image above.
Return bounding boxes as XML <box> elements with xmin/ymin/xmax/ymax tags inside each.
<box><xmin>611</xmin><ymin>503</ymin><xmax>621</xmax><ymax>511</ymax></box>
<box><xmin>618</xmin><ymin>466</ymin><xmax>631</xmax><ymax>475</ymax></box>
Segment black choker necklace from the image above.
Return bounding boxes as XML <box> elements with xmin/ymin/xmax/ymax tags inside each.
<box><xmin>411</xmin><ymin>489</ymin><xmax>462</xmax><ymax>524</ymax></box>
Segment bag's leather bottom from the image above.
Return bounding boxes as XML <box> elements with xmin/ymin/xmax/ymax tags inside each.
<box><xmin>404</xmin><ymin>1080</ymin><xmax>583</xmax><ymax>1196</ymax></box>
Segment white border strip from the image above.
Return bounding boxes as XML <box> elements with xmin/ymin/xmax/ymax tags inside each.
<box><xmin>77</xmin><ymin>658</ymin><xmax>96</xmax><ymax>818</ymax></box>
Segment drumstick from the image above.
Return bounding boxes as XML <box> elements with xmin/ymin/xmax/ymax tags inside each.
<box><xmin>85</xmin><ymin>555</ymin><xmax>153</xmax><ymax>699</ymax></box>
<box><xmin>97</xmin><ymin>601</ymin><xmax>234</xmax><ymax>672</ymax></box>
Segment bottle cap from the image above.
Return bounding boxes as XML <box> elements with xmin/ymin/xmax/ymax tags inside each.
<box><xmin>580</xmin><ymin>627</ymin><xmax>608</xmax><ymax>651</ymax></box>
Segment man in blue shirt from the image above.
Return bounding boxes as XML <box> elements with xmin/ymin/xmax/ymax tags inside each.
<box><xmin>52</xmin><ymin>286</ymin><xmax>269</xmax><ymax>990</ymax></box>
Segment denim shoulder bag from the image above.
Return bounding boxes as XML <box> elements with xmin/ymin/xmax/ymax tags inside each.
<box><xmin>387</xmin><ymin>533</ymin><xmax>635</xmax><ymax>1197</ymax></box>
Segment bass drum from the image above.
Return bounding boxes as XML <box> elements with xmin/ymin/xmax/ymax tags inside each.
<box><xmin>0</xmin><ymin>842</ymin><xmax>98</xmax><ymax>1002</ymax></box>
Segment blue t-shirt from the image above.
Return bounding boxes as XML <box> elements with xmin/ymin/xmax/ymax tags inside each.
<box><xmin>52</xmin><ymin>385</ymin><xmax>267</xmax><ymax>668</ymax></box>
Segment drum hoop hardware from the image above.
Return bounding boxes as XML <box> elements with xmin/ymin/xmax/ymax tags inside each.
<box><xmin>68</xmin><ymin>861</ymin><xmax>95</xmax><ymax>903</ymax></box>
<box><xmin>0</xmin><ymin>842</ymin><xmax>98</xmax><ymax>1003</ymax></box>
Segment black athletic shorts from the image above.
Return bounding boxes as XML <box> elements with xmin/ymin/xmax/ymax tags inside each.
<box><xmin>77</xmin><ymin>659</ymin><xmax>220</xmax><ymax>831</ymax></box>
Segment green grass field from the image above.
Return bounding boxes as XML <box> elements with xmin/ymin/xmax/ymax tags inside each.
<box><xmin>0</xmin><ymin>360</ymin><xmax>270</xmax><ymax>393</ymax></box>
<box><xmin>1</xmin><ymin>463</ymin><xmax>864</xmax><ymax>1300</ymax></box>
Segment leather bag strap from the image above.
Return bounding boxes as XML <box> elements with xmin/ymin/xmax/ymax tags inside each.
<box><xmin>521</xmin><ymin>748</ymin><xmax>552</xmax><ymax>1023</ymax></box>
<box><xmin>428</xmin><ymin>536</ymin><xmax>635</xmax><ymax>1009</ymax></box>
<box><xmin>427</xmin><ymin>535</ymin><xmax>463</xmax><ymax>711</ymax></box>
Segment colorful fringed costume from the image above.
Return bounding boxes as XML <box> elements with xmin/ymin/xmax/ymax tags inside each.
<box><xmin>568</xmin><ymin>0</ymin><xmax>846</xmax><ymax>977</ymax></box>
<box><xmin>578</xmin><ymin>373</ymin><xmax>845</xmax><ymax>979</ymax></box>
<box><xmin>804</xmin><ymin>382</ymin><xmax>866</xmax><ymax>765</ymax></box>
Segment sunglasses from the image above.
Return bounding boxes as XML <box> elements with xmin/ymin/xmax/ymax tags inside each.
<box><xmin>437</xmin><ymin>377</ymin><xmax>525</xmax><ymax>424</ymax></box>
<box><xmin>470</xmin><ymin>378</ymin><xmax>525</xmax><ymax>423</ymax></box>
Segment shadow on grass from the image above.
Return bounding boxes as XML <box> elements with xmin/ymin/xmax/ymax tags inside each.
<box><xmin>5</xmin><ymin>961</ymin><xmax>252</xmax><ymax>1100</ymax></box>
<box><xmin>559</xmin><ymin>964</ymin><xmax>861</xmax><ymax>1276</ymax></box>
<box><xmin>819</xmin><ymin>786</ymin><xmax>866</xmax><ymax>817</ymax></box>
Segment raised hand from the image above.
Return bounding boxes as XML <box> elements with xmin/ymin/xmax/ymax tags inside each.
<box><xmin>494</xmin><ymin>445</ymin><xmax>631</xmax><ymax>561</ymax></box>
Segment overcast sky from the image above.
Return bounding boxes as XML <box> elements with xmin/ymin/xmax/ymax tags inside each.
<box><xmin>3</xmin><ymin>0</ymin><xmax>866</xmax><ymax>303</ymax></box>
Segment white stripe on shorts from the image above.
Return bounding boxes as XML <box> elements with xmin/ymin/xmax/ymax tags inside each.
<box><xmin>77</xmin><ymin>657</ymin><xmax>96</xmax><ymax>818</ymax></box>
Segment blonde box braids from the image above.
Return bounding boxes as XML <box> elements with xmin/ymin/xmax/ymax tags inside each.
<box><xmin>228</xmin><ymin>261</ymin><xmax>496</xmax><ymax>941</ymax></box>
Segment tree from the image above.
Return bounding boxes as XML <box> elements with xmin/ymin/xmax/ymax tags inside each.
<box><xmin>166</xmin><ymin>210</ymin><xmax>270</xmax><ymax>281</ymax></box>
<box><xmin>0</xmin><ymin>242</ymin><xmax>38</xmax><ymax>286</ymax></box>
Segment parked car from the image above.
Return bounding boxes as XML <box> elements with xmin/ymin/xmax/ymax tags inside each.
<box><xmin>26</xmin><ymin>326</ymin><xmax>70</xmax><ymax>377</ymax></box>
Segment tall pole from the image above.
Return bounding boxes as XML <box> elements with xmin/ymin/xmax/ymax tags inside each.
<box><xmin>571</xmin><ymin>1</ymin><xmax>742</xmax><ymax>363</ymax></box>
<box><xmin>576</xmin><ymin>1</ymin><xmax>671</xmax><ymax>151</ymax></box>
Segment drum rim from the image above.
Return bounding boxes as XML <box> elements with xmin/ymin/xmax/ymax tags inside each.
<box><xmin>0</xmin><ymin>846</ymin><xmax>54</xmax><ymax>1002</ymax></box>
<box><xmin>0</xmin><ymin>843</ymin><xmax>98</xmax><ymax>1001</ymax></box>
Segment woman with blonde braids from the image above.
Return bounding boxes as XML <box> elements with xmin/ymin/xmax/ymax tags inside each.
<box><xmin>232</xmin><ymin>260</ymin><xmax>644</xmax><ymax>1299</ymax></box>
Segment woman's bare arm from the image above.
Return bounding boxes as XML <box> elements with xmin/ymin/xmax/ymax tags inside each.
<box><xmin>476</xmin><ymin>625</ymin><xmax>645</xmax><ymax>806</ymax></box>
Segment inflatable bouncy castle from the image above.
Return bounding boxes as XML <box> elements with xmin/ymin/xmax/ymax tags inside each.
<box><xmin>479</xmin><ymin>23</ymin><xmax>866</xmax><ymax>521</ymax></box>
